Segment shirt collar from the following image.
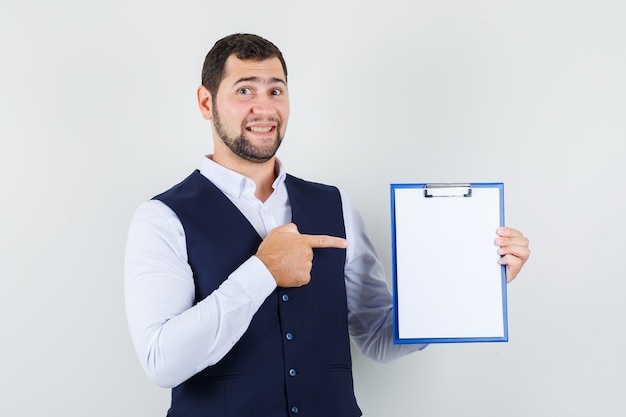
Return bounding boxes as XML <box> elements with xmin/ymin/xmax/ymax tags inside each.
<box><xmin>199</xmin><ymin>155</ymin><xmax>287</xmax><ymax>199</ymax></box>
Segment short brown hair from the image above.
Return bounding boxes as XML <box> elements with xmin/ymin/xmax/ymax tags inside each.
<box><xmin>201</xmin><ymin>33</ymin><xmax>288</xmax><ymax>99</ymax></box>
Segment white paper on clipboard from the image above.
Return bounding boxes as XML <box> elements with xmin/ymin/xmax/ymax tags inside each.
<box><xmin>391</xmin><ymin>183</ymin><xmax>508</xmax><ymax>344</ymax></box>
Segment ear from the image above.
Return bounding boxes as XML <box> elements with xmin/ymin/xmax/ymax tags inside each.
<box><xmin>197</xmin><ymin>85</ymin><xmax>213</xmax><ymax>120</ymax></box>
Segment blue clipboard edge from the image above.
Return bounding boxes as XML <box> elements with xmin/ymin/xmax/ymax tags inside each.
<box><xmin>390</xmin><ymin>182</ymin><xmax>508</xmax><ymax>344</ymax></box>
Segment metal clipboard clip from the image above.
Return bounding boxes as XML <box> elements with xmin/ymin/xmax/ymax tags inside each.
<box><xmin>424</xmin><ymin>183</ymin><xmax>472</xmax><ymax>198</ymax></box>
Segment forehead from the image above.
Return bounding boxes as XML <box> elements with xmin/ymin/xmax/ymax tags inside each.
<box><xmin>221</xmin><ymin>55</ymin><xmax>287</xmax><ymax>86</ymax></box>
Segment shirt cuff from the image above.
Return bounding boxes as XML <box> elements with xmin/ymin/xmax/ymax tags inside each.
<box><xmin>228</xmin><ymin>256</ymin><xmax>277</xmax><ymax>307</ymax></box>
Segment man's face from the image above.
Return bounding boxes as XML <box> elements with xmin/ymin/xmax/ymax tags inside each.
<box><xmin>211</xmin><ymin>55</ymin><xmax>290</xmax><ymax>163</ymax></box>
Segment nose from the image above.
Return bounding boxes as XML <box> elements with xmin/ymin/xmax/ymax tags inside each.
<box><xmin>251</xmin><ymin>95</ymin><xmax>277</xmax><ymax>116</ymax></box>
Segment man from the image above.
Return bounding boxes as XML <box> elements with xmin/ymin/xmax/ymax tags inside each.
<box><xmin>125</xmin><ymin>33</ymin><xmax>530</xmax><ymax>417</ymax></box>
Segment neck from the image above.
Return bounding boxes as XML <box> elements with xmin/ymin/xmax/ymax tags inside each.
<box><xmin>212</xmin><ymin>151</ymin><xmax>277</xmax><ymax>202</ymax></box>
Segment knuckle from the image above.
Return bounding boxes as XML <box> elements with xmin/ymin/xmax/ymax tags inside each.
<box><xmin>297</xmin><ymin>273</ymin><xmax>311</xmax><ymax>287</ymax></box>
<box><xmin>300</xmin><ymin>243</ymin><xmax>313</xmax><ymax>257</ymax></box>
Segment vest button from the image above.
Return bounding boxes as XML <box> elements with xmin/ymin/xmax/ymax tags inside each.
<box><xmin>285</xmin><ymin>332</ymin><xmax>293</xmax><ymax>341</ymax></box>
<box><xmin>291</xmin><ymin>406</ymin><xmax>299</xmax><ymax>414</ymax></box>
<box><xmin>281</xmin><ymin>294</ymin><xmax>289</xmax><ymax>302</ymax></box>
<box><xmin>289</xmin><ymin>368</ymin><xmax>297</xmax><ymax>377</ymax></box>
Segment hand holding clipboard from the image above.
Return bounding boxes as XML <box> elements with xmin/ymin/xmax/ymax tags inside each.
<box><xmin>391</xmin><ymin>183</ymin><xmax>528</xmax><ymax>344</ymax></box>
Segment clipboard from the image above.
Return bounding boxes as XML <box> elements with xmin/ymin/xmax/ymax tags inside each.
<box><xmin>390</xmin><ymin>183</ymin><xmax>507</xmax><ymax>344</ymax></box>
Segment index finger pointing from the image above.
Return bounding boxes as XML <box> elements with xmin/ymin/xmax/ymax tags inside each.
<box><xmin>302</xmin><ymin>234</ymin><xmax>348</xmax><ymax>249</ymax></box>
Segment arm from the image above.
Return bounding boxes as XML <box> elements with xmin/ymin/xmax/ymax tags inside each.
<box><xmin>124</xmin><ymin>201</ymin><xmax>348</xmax><ymax>387</ymax></box>
<box><xmin>124</xmin><ymin>200</ymin><xmax>276</xmax><ymax>388</ymax></box>
<box><xmin>340</xmin><ymin>191</ymin><xmax>427</xmax><ymax>362</ymax></box>
<box><xmin>341</xmin><ymin>192</ymin><xmax>531</xmax><ymax>361</ymax></box>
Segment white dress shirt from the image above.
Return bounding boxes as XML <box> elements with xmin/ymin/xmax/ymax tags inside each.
<box><xmin>124</xmin><ymin>156</ymin><xmax>425</xmax><ymax>388</ymax></box>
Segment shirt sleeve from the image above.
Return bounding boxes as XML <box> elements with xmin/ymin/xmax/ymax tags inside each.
<box><xmin>340</xmin><ymin>190</ymin><xmax>427</xmax><ymax>361</ymax></box>
<box><xmin>124</xmin><ymin>200</ymin><xmax>277</xmax><ymax>388</ymax></box>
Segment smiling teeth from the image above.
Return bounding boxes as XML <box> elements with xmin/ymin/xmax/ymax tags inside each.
<box><xmin>248</xmin><ymin>126</ymin><xmax>272</xmax><ymax>133</ymax></box>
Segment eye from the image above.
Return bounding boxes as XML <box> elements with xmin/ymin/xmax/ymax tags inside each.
<box><xmin>238</xmin><ymin>87</ymin><xmax>252</xmax><ymax>95</ymax></box>
<box><xmin>271</xmin><ymin>89</ymin><xmax>283</xmax><ymax>96</ymax></box>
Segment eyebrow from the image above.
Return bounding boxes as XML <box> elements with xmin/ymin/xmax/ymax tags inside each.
<box><xmin>232</xmin><ymin>76</ymin><xmax>287</xmax><ymax>87</ymax></box>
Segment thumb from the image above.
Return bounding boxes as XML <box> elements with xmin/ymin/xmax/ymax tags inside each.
<box><xmin>278</xmin><ymin>223</ymin><xmax>300</xmax><ymax>234</ymax></box>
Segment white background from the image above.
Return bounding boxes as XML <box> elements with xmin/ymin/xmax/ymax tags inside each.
<box><xmin>1</xmin><ymin>1</ymin><xmax>624</xmax><ymax>416</ymax></box>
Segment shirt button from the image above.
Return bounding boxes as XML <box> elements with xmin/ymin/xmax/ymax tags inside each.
<box><xmin>281</xmin><ymin>294</ymin><xmax>289</xmax><ymax>302</ymax></box>
<box><xmin>289</xmin><ymin>368</ymin><xmax>297</xmax><ymax>377</ymax></box>
<box><xmin>291</xmin><ymin>406</ymin><xmax>299</xmax><ymax>414</ymax></box>
<box><xmin>285</xmin><ymin>332</ymin><xmax>293</xmax><ymax>341</ymax></box>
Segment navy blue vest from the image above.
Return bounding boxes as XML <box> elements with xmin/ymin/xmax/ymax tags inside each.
<box><xmin>154</xmin><ymin>170</ymin><xmax>362</xmax><ymax>417</ymax></box>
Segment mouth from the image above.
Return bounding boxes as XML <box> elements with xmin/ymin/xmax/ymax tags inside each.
<box><xmin>246</xmin><ymin>125</ymin><xmax>276</xmax><ymax>134</ymax></box>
